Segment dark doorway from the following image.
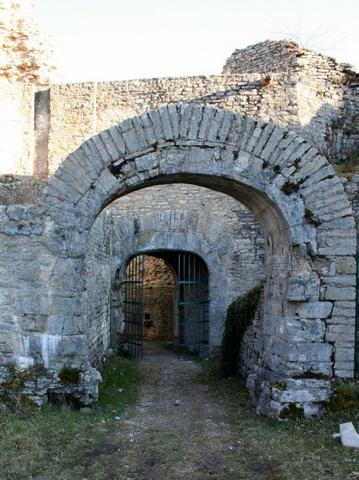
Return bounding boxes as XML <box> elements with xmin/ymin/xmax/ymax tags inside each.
<box><xmin>118</xmin><ymin>251</ymin><xmax>209</xmax><ymax>359</ymax></box>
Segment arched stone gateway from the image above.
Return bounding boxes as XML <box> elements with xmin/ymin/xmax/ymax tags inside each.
<box><xmin>1</xmin><ymin>104</ymin><xmax>356</xmax><ymax>417</ymax></box>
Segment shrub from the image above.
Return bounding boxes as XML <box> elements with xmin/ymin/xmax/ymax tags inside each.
<box><xmin>221</xmin><ymin>283</ymin><xmax>263</xmax><ymax>377</ymax></box>
<box><xmin>58</xmin><ymin>365</ymin><xmax>81</xmax><ymax>385</ymax></box>
<box><xmin>329</xmin><ymin>379</ymin><xmax>359</xmax><ymax>412</ymax></box>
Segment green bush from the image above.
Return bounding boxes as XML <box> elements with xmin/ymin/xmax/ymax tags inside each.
<box><xmin>58</xmin><ymin>365</ymin><xmax>81</xmax><ymax>385</ymax></box>
<box><xmin>329</xmin><ymin>379</ymin><xmax>359</xmax><ymax>412</ymax></box>
<box><xmin>221</xmin><ymin>283</ymin><xmax>263</xmax><ymax>377</ymax></box>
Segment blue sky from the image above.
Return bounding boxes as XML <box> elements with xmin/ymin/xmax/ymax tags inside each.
<box><xmin>35</xmin><ymin>0</ymin><xmax>359</xmax><ymax>82</ymax></box>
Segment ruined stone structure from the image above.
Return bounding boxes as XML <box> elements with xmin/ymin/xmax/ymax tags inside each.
<box><xmin>0</xmin><ymin>0</ymin><xmax>55</xmax><ymax>85</ymax></box>
<box><xmin>0</xmin><ymin>9</ymin><xmax>358</xmax><ymax>418</ymax></box>
<box><xmin>0</xmin><ymin>0</ymin><xmax>56</xmax><ymax>176</ymax></box>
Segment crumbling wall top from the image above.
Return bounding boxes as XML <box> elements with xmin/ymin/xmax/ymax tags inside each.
<box><xmin>0</xmin><ymin>0</ymin><xmax>56</xmax><ymax>85</ymax></box>
<box><xmin>223</xmin><ymin>39</ymin><xmax>355</xmax><ymax>79</ymax></box>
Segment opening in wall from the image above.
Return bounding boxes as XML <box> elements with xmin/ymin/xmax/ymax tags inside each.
<box><xmin>115</xmin><ymin>251</ymin><xmax>209</xmax><ymax>359</ymax></box>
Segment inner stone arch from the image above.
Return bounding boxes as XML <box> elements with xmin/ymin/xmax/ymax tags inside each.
<box><xmin>84</xmin><ymin>183</ymin><xmax>266</xmax><ymax>365</ymax></box>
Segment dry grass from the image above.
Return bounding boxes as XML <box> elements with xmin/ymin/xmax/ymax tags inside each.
<box><xmin>1</xmin><ymin>356</ymin><xmax>359</xmax><ymax>480</ymax></box>
<box><xmin>0</xmin><ymin>356</ymin><xmax>140</xmax><ymax>480</ymax></box>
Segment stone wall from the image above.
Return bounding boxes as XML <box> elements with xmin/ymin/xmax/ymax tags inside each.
<box><xmin>0</xmin><ymin>0</ymin><xmax>56</xmax><ymax>176</ymax></box>
<box><xmin>223</xmin><ymin>40</ymin><xmax>359</xmax><ymax>163</ymax></box>
<box><xmin>0</xmin><ymin>81</ymin><xmax>35</xmax><ymax>175</ymax></box>
<box><xmin>84</xmin><ymin>210</ymin><xmax>113</xmax><ymax>366</ymax></box>
<box><xmin>0</xmin><ymin>174</ymin><xmax>46</xmax><ymax>205</ymax></box>
<box><xmin>110</xmin><ymin>184</ymin><xmax>265</xmax><ymax>350</ymax></box>
<box><xmin>84</xmin><ymin>181</ymin><xmax>263</xmax><ymax>360</ymax></box>
<box><xmin>32</xmin><ymin>68</ymin><xmax>357</xmax><ymax>175</ymax></box>
<box><xmin>111</xmin><ymin>184</ymin><xmax>265</xmax><ymax>302</ymax></box>
<box><xmin>0</xmin><ymin>200</ymin><xmax>47</xmax><ymax>370</ymax></box>
<box><xmin>43</xmin><ymin>74</ymin><xmax>295</xmax><ymax>175</ymax></box>
<box><xmin>142</xmin><ymin>256</ymin><xmax>175</xmax><ymax>341</ymax></box>
<box><xmin>1</xmin><ymin>37</ymin><xmax>357</xmax><ymax>179</ymax></box>
<box><xmin>0</xmin><ymin>0</ymin><xmax>55</xmax><ymax>85</ymax></box>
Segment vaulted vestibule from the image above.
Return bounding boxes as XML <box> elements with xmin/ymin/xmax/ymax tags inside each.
<box><xmin>0</xmin><ymin>104</ymin><xmax>356</xmax><ymax>418</ymax></box>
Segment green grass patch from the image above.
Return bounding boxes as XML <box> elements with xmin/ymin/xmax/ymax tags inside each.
<box><xmin>329</xmin><ymin>379</ymin><xmax>359</xmax><ymax>412</ymax></box>
<box><xmin>200</xmin><ymin>357</ymin><xmax>359</xmax><ymax>480</ymax></box>
<box><xmin>334</xmin><ymin>163</ymin><xmax>359</xmax><ymax>179</ymax></box>
<box><xmin>0</xmin><ymin>355</ymin><xmax>140</xmax><ymax>480</ymax></box>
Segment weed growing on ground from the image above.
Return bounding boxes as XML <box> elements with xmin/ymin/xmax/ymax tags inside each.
<box><xmin>0</xmin><ymin>356</ymin><xmax>140</xmax><ymax>480</ymax></box>
<box><xmin>201</xmin><ymin>357</ymin><xmax>359</xmax><ymax>480</ymax></box>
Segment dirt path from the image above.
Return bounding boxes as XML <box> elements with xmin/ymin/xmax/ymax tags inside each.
<box><xmin>102</xmin><ymin>343</ymin><xmax>245</xmax><ymax>479</ymax></box>
<box><xmin>72</xmin><ymin>343</ymin><xmax>359</xmax><ymax>480</ymax></box>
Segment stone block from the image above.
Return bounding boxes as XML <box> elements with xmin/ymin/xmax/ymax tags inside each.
<box><xmin>273</xmin><ymin>387</ymin><xmax>329</xmax><ymax>403</ymax></box>
<box><xmin>135</xmin><ymin>152</ymin><xmax>159</xmax><ymax>172</ymax></box>
<box><xmin>47</xmin><ymin>315</ymin><xmax>84</xmax><ymax>335</ymax></box>
<box><xmin>332</xmin><ymin>301</ymin><xmax>356</xmax><ymax>318</ymax></box>
<box><xmin>327</xmin><ymin>324</ymin><xmax>355</xmax><ymax>337</ymax></box>
<box><xmin>337</xmin><ymin>257</ymin><xmax>357</xmax><ymax>274</ymax></box>
<box><xmin>287</xmin><ymin>278</ymin><xmax>308</xmax><ymax>301</ymax></box>
<box><xmin>325</xmin><ymin>286</ymin><xmax>356</xmax><ymax>301</ymax></box>
<box><xmin>334</xmin><ymin>361</ymin><xmax>355</xmax><ymax>372</ymax></box>
<box><xmin>121</xmin><ymin>127</ymin><xmax>143</xmax><ymax>154</ymax></box>
<box><xmin>327</xmin><ymin>316</ymin><xmax>355</xmax><ymax>326</ymax></box>
<box><xmin>287</xmin><ymin>318</ymin><xmax>325</xmax><ymax>342</ymax></box>
<box><xmin>324</xmin><ymin>275</ymin><xmax>356</xmax><ymax>287</ymax></box>
<box><xmin>289</xmin><ymin>342</ymin><xmax>332</xmax><ymax>363</ymax></box>
<box><xmin>107</xmin><ymin>126</ymin><xmax>126</xmax><ymax>155</ymax></box>
<box><xmin>295</xmin><ymin>301</ymin><xmax>333</xmax><ymax>319</ymax></box>
<box><xmin>218</xmin><ymin>111</ymin><xmax>234</xmax><ymax>142</ymax></box>
<box><xmin>335</xmin><ymin>348</ymin><xmax>354</xmax><ymax>362</ymax></box>
<box><xmin>335</xmin><ymin>368</ymin><xmax>354</xmax><ymax>378</ymax></box>
<box><xmin>287</xmin><ymin>361</ymin><xmax>333</xmax><ymax>377</ymax></box>
<box><xmin>57</xmin><ymin>335</ymin><xmax>88</xmax><ymax>357</ymax></box>
<box><xmin>340</xmin><ymin>423</ymin><xmax>359</xmax><ymax>449</ymax></box>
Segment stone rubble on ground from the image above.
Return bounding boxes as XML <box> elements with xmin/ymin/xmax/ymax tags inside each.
<box><xmin>332</xmin><ymin>422</ymin><xmax>359</xmax><ymax>449</ymax></box>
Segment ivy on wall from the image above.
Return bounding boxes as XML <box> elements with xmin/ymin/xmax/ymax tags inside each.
<box><xmin>221</xmin><ymin>283</ymin><xmax>263</xmax><ymax>377</ymax></box>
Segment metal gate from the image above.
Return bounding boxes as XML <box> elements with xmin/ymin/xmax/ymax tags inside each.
<box><xmin>120</xmin><ymin>252</ymin><xmax>209</xmax><ymax>359</ymax></box>
<box><xmin>120</xmin><ymin>255</ymin><xmax>144</xmax><ymax>359</ymax></box>
<box><xmin>176</xmin><ymin>252</ymin><xmax>209</xmax><ymax>355</ymax></box>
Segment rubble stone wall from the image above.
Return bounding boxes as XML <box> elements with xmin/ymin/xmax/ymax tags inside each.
<box><xmin>224</xmin><ymin>40</ymin><xmax>359</xmax><ymax>163</ymax></box>
<box><xmin>142</xmin><ymin>256</ymin><xmax>176</xmax><ymax>341</ymax></box>
<box><xmin>44</xmin><ymin>74</ymin><xmax>296</xmax><ymax>175</ymax></box>
<box><xmin>84</xmin><ymin>210</ymin><xmax>113</xmax><ymax>366</ymax></box>
<box><xmin>1</xmin><ymin>38</ymin><xmax>357</xmax><ymax>183</ymax></box>
<box><xmin>0</xmin><ymin>0</ymin><xmax>55</xmax><ymax>85</ymax></box>
<box><xmin>0</xmin><ymin>80</ymin><xmax>34</xmax><ymax>175</ymax></box>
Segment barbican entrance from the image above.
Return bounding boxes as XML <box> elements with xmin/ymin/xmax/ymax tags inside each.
<box><xmin>117</xmin><ymin>251</ymin><xmax>209</xmax><ymax>359</ymax></box>
<box><xmin>2</xmin><ymin>104</ymin><xmax>356</xmax><ymax>417</ymax></box>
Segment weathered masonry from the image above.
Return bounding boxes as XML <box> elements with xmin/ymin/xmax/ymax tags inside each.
<box><xmin>0</xmin><ymin>103</ymin><xmax>357</xmax><ymax>417</ymax></box>
<box><xmin>0</xmin><ymin>7</ymin><xmax>358</xmax><ymax>417</ymax></box>
<box><xmin>1</xmin><ymin>40</ymin><xmax>358</xmax><ymax>178</ymax></box>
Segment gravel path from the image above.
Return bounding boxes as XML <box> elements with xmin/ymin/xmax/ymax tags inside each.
<box><xmin>112</xmin><ymin>342</ymin><xmax>243</xmax><ymax>479</ymax></box>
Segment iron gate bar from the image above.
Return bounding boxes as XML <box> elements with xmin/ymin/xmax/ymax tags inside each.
<box><xmin>176</xmin><ymin>252</ymin><xmax>209</xmax><ymax>355</ymax></box>
<box><xmin>121</xmin><ymin>254</ymin><xmax>144</xmax><ymax>359</ymax></box>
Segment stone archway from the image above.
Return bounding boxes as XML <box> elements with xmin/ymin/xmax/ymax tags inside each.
<box><xmin>9</xmin><ymin>104</ymin><xmax>357</xmax><ymax>416</ymax></box>
<box><xmin>105</xmin><ymin>206</ymin><xmax>264</xmax><ymax>354</ymax></box>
